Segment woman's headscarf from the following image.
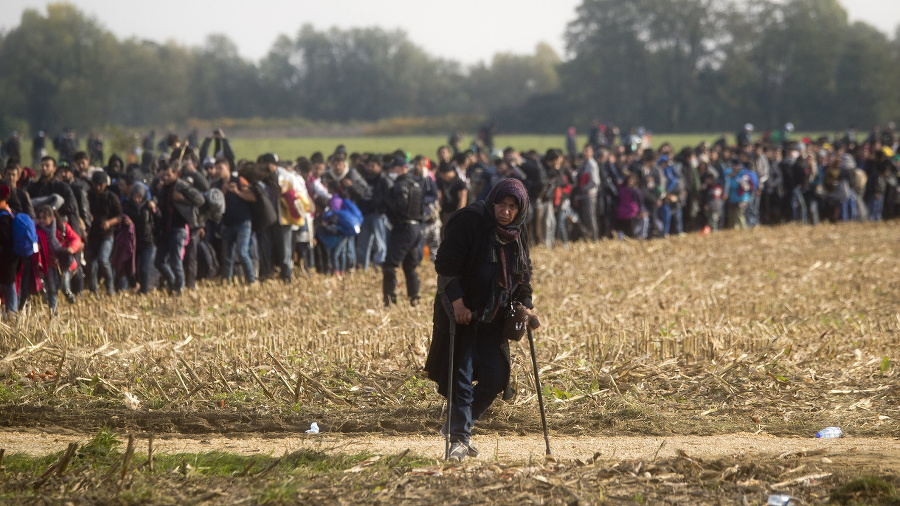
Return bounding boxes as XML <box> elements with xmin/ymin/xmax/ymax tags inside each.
<box><xmin>131</xmin><ymin>182</ymin><xmax>149</xmax><ymax>209</ymax></box>
<box><xmin>485</xmin><ymin>178</ymin><xmax>530</xmax><ymax>294</ymax></box>
<box><xmin>485</xmin><ymin>178</ymin><xmax>529</xmax><ymax>245</ymax></box>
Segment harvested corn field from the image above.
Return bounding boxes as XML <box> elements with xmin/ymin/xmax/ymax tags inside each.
<box><xmin>1</xmin><ymin>222</ymin><xmax>899</xmax><ymax>504</ymax></box>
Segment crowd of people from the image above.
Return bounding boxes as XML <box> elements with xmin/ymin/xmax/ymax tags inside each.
<box><xmin>0</xmin><ymin>122</ymin><xmax>898</xmax><ymax>319</ymax></box>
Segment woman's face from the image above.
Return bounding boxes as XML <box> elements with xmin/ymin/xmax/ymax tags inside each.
<box><xmin>494</xmin><ymin>195</ymin><xmax>519</xmax><ymax>227</ymax></box>
<box><xmin>38</xmin><ymin>214</ymin><xmax>53</xmax><ymax>227</ymax></box>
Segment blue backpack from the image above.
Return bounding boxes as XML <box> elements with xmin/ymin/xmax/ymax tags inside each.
<box><xmin>334</xmin><ymin>200</ymin><xmax>363</xmax><ymax>237</ymax></box>
<box><xmin>1</xmin><ymin>211</ymin><xmax>38</xmax><ymax>257</ymax></box>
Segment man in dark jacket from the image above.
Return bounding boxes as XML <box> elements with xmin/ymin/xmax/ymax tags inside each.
<box><xmin>86</xmin><ymin>171</ymin><xmax>122</xmax><ymax>296</ymax></box>
<box><xmin>152</xmin><ymin>161</ymin><xmax>204</xmax><ymax>295</ymax></box>
<box><xmin>517</xmin><ymin>149</ymin><xmax>546</xmax><ymax>244</ymax></box>
<box><xmin>122</xmin><ymin>183</ymin><xmax>157</xmax><ymax>293</ymax></box>
<box><xmin>3</xmin><ymin>162</ymin><xmax>34</xmax><ymax>218</ymax></box>
<box><xmin>356</xmin><ymin>155</ymin><xmax>388</xmax><ymax>271</ymax></box>
<box><xmin>255</xmin><ymin>153</ymin><xmax>283</xmax><ymax>281</ymax></box>
<box><xmin>177</xmin><ymin>159</ymin><xmax>209</xmax><ymax>290</ymax></box>
<box><xmin>56</xmin><ymin>160</ymin><xmax>91</xmax><ymax>294</ymax></box>
<box><xmin>211</xmin><ymin>157</ymin><xmax>256</xmax><ymax>284</ymax></box>
<box><xmin>382</xmin><ymin>157</ymin><xmax>424</xmax><ymax>306</ymax></box>
<box><xmin>57</xmin><ymin>161</ymin><xmax>91</xmax><ymax>233</ymax></box>
<box><xmin>30</xmin><ymin>157</ymin><xmax>80</xmax><ymax>235</ymax></box>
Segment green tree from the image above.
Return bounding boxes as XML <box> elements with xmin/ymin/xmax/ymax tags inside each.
<box><xmin>0</xmin><ymin>4</ymin><xmax>119</xmax><ymax>132</ymax></box>
<box><xmin>778</xmin><ymin>0</ymin><xmax>849</xmax><ymax>129</ymax></box>
<box><xmin>833</xmin><ymin>22</ymin><xmax>897</xmax><ymax>128</ymax></box>
<box><xmin>466</xmin><ymin>43</ymin><xmax>561</xmax><ymax>112</ymax></box>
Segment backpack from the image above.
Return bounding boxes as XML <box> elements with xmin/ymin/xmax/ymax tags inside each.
<box><xmin>200</xmin><ymin>188</ymin><xmax>226</xmax><ymax>224</ymax></box>
<box><xmin>196</xmin><ymin>238</ymin><xmax>220</xmax><ymax>279</ymax></box>
<box><xmin>334</xmin><ymin>199</ymin><xmax>363</xmax><ymax>236</ymax></box>
<box><xmin>388</xmin><ymin>177</ymin><xmax>424</xmax><ymax>222</ymax></box>
<box><xmin>281</xmin><ymin>188</ymin><xmax>311</xmax><ymax>227</ymax></box>
<box><xmin>249</xmin><ymin>182</ymin><xmax>278</xmax><ymax>232</ymax></box>
<box><xmin>1</xmin><ymin>211</ymin><xmax>39</xmax><ymax>257</ymax></box>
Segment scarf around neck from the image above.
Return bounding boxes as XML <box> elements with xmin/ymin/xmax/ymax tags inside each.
<box><xmin>485</xmin><ymin>178</ymin><xmax>529</xmax><ymax>245</ymax></box>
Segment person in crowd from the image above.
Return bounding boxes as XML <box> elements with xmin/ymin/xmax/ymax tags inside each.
<box><xmin>2</xmin><ymin>133</ymin><xmax>22</xmax><ymax>165</ymax></box>
<box><xmin>55</xmin><ymin>161</ymin><xmax>90</xmax><ymax>294</ymax></box>
<box><xmin>31</xmin><ymin>131</ymin><xmax>46</xmax><ymax>169</ymax></box>
<box><xmin>35</xmin><ymin>205</ymin><xmax>81</xmax><ymax>316</ymax></box>
<box><xmin>85</xmin><ymin>171</ymin><xmax>121</xmax><ymax>296</ymax></box>
<box><xmin>598</xmin><ymin>148</ymin><xmax>623</xmax><ymax>239</ymax></box>
<box><xmin>637</xmin><ymin>150</ymin><xmax>663</xmax><ymax>238</ymax></box>
<box><xmin>411</xmin><ymin>155</ymin><xmax>440</xmax><ymax>262</ymax></box>
<box><xmin>723</xmin><ymin>158</ymin><xmax>753</xmax><ymax>229</ymax></box>
<box><xmin>565</xmin><ymin>127</ymin><xmax>578</xmax><ymax>159</ymax></box>
<box><xmin>541</xmin><ymin>149</ymin><xmax>573</xmax><ymax>248</ymax></box>
<box><xmin>176</xmin><ymin>155</ymin><xmax>210</xmax><ymax>290</ymax></box>
<box><xmin>73</xmin><ymin>151</ymin><xmax>101</xmax><ymax>183</ymax></box>
<box><xmin>702</xmin><ymin>173</ymin><xmax>724</xmax><ymax>232</ymax></box>
<box><xmin>88</xmin><ymin>133</ymin><xmax>104</xmax><ymax>165</ymax></box>
<box><xmin>382</xmin><ymin>157</ymin><xmax>424</xmax><ymax>306</ymax></box>
<box><xmin>749</xmin><ymin>144</ymin><xmax>770</xmax><ymax>227</ymax></box>
<box><xmin>425</xmin><ymin>177</ymin><xmax>540</xmax><ymax>462</ymax></box>
<box><xmin>30</xmin><ymin>156</ymin><xmax>77</xmax><ymax>229</ymax></box>
<box><xmin>616</xmin><ymin>172</ymin><xmax>645</xmax><ymax>239</ymax></box>
<box><xmin>152</xmin><ymin>160</ymin><xmax>204</xmax><ymax>295</ymax></box>
<box><xmin>574</xmin><ymin>144</ymin><xmax>601</xmax><ymax>241</ymax></box>
<box><xmin>211</xmin><ymin>157</ymin><xmax>256</xmax><ymax>285</ymax></box>
<box><xmin>319</xmin><ymin>152</ymin><xmax>367</xmax><ymax>272</ymax></box>
<box><xmin>436</xmin><ymin>145</ymin><xmax>453</xmax><ymax>175</ymax></box>
<box><xmin>660</xmin><ymin>155</ymin><xmax>685</xmax><ymax>237</ymax></box>
<box><xmin>121</xmin><ymin>183</ymin><xmax>157</xmax><ymax>293</ymax></box>
<box><xmin>356</xmin><ymin>155</ymin><xmax>389</xmax><ymax>271</ymax></box>
<box><xmin>0</xmin><ymin>185</ymin><xmax>20</xmax><ymax>318</ymax></box>
<box><xmin>3</xmin><ymin>162</ymin><xmax>34</xmax><ymax>218</ymax></box>
<box><xmin>306</xmin><ymin>152</ymin><xmax>331</xmax><ymax>203</ymax></box>
<box><xmin>437</xmin><ymin>157</ymin><xmax>468</xmax><ymax>238</ymax></box>
<box><xmin>271</xmin><ymin>154</ymin><xmax>311</xmax><ymax>283</ymax></box>
<box><xmin>518</xmin><ymin>149</ymin><xmax>546</xmax><ymax>243</ymax></box>
<box><xmin>292</xmin><ymin>157</ymin><xmax>316</xmax><ymax>273</ymax></box>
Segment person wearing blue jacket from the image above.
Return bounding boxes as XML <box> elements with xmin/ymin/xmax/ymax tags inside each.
<box><xmin>724</xmin><ymin>158</ymin><xmax>752</xmax><ymax>229</ymax></box>
<box><xmin>660</xmin><ymin>156</ymin><xmax>684</xmax><ymax>237</ymax></box>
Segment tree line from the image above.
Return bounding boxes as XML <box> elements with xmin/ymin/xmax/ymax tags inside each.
<box><xmin>0</xmin><ymin>0</ymin><xmax>896</xmax><ymax>137</ymax></box>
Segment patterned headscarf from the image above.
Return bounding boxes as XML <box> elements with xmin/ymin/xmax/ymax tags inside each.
<box><xmin>485</xmin><ymin>178</ymin><xmax>530</xmax><ymax>293</ymax></box>
<box><xmin>486</xmin><ymin>178</ymin><xmax>529</xmax><ymax>245</ymax></box>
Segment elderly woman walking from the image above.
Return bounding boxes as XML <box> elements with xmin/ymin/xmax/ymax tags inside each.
<box><xmin>425</xmin><ymin>178</ymin><xmax>541</xmax><ymax>462</ymax></box>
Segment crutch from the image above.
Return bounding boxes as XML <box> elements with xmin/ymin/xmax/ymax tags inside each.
<box><xmin>526</xmin><ymin>317</ymin><xmax>553</xmax><ymax>459</ymax></box>
<box><xmin>440</xmin><ymin>294</ymin><xmax>456</xmax><ymax>460</ymax></box>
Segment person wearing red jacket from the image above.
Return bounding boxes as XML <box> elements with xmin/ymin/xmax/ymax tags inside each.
<box><xmin>35</xmin><ymin>205</ymin><xmax>81</xmax><ymax>317</ymax></box>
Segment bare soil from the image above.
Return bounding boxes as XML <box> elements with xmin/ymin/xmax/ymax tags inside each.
<box><xmin>1</xmin><ymin>427</ymin><xmax>898</xmax><ymax>467</ymax></box>
<box><xmin>2</xmin><ymin>428</ymin><xmax>899</xmax><ymax>505</ymax></box>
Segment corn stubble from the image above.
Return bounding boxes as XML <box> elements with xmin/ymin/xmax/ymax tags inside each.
<box><xmin>0</xmin><ymin>222</ymin><xmax>897</xmax><ymax>437</ymax></box>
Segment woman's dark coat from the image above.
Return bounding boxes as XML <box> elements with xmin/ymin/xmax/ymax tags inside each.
<box><xmin>424</xmin><ymin>200</ymin><xmax>533</xmax><ymax>399</ymax></box>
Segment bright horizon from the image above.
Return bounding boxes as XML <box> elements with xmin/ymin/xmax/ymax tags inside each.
<box><xmin>2</xmin><ymin>0</ymin><xmax>898</xmax><ymax>66</ymax></box>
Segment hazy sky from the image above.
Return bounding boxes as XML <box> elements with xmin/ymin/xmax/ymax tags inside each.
<box><xmin>2</xmin><ymin>0</ymin><xmax>898</xmax><ymax>65</ymax></box>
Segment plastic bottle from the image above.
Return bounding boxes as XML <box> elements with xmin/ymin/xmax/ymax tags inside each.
<box><xmin>815</xmin><ymin>427</ymin><xmax>843</xmax><ymax>438</ymax></box>
<box><xmin>767</xmin><ymin>495</ymin><xmax>793</xmax><ymax>506</ymax></box>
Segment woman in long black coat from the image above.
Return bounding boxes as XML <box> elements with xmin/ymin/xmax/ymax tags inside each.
<box><xmin>425</xmin><ymin>178</ymin><xmax>540</xmax><ymax>462</ymax></box>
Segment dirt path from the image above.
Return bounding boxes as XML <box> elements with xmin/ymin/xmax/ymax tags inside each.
<box><xmin>2</xmin><ymin>428</ymin><xmax>899</xmax><ymax>468</ymax></box>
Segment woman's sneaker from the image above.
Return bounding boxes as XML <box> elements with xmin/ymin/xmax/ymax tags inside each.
<box><xmin>448</xmin><ymin>442</ymin><xmax>468</xmax><ymax>462</ymax></box>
